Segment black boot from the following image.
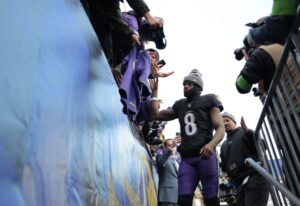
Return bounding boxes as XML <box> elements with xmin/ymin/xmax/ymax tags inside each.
<box><xmin>178</xmin><ymin>195</ymin><xmax>193</xmax><ymax>206</ymax></box>
<box><xmin>204</xmin><ymin>197</ymin><xmax>220</xmax><ymax>206</ymax></box>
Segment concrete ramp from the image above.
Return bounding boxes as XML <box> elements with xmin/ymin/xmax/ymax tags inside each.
<box><xmin>0</xmin><ymin>1</ymin><xmax>157</xmax><ymax>205</ymax></box>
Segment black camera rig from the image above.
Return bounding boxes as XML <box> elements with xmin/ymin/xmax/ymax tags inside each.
<box><xmin>139</xmin><ymin>23</ymin><xmax>167</xmax><ymax>49</ymax></box>
<box><xmin>219</xmin><ymin>177</ymin><xmax>237</xmax><ymax>205</ymax></box>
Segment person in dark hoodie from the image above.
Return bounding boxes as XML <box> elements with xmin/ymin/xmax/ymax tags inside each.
<box><xmin>150</xmin><ymin>69</ymin><xmax>225</xmax><ymax>206</ymax></box>
<box><xmin>235</xmin><ymin>43</ymin><xmax>285</xmax><ymax>95</ymax></box>
<box><xmin>220</xmin><ymin>112</ymin><xmax>269</xmax><ymax>206</ymax></box>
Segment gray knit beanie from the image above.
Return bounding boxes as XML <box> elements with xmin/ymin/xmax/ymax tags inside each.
<box><xmin>183</xmin><ymin>69</ymin><xmax>204</xmax><ymax>90</ymax></box>
<box><xmin>222</xmin><ymin>112</ymin><xmax>237</xmax><ymax>124</ymax></box>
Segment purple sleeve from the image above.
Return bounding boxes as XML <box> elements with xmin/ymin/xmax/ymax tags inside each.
<box><xmin>122</xmin><ymin>12</ymin><xmax>139</xmax><ymax>32</ymax></box>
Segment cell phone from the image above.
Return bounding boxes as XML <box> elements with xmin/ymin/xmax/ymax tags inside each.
<box><xmin>176</xmin><ymin>132</ymin><xmax>180</xmax><ymax>136</ymax></box>
<box><xmin>158</xmin><ymin>59</ymin><xmax>166</xmax><ymax>68</ymax></box>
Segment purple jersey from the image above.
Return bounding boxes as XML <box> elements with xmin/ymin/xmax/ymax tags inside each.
<box><xmin>119</xmin><ymin>45</ymin><xmax>151</xmax><ymax>121</ymax></box>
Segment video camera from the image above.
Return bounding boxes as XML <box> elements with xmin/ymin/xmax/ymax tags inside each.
<box><xmin>234</xmin><ymin>18</ymin><xmax>266</xmax><ymax>61</ymax></box>
<box><xmin>234</xmin><ymin>46</ymin><xmax>255</xmax><ymax>61</ymax></box>
<box><xmin>233</xmin><ymin>35</ymin><xmax>255</xmax><ymax>61</ymax></box>
<box><xmin>139</xmin><ymin>23</ymin><xmax>167</xmax><ymax>49</ymax></box>
<box><xmin>147</xmin><ymin>121</ymin><xmax>167</xmax><ymax>139</ymax></box>
<box><xmin>219</xmin><ymin>177</ymin><xmax>237</xmax><ymax>205</ymax></box>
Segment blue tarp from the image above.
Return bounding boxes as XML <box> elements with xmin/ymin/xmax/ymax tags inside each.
<box><xmin>0</xmin><ymin>1</ymin><xmax>157</xmax><ymax>205</ymax></box>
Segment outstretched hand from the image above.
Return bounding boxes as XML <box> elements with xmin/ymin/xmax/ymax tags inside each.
<box><xmin>156</xmin><ymin>70</ymin><xmax>175</xmax><ymax>78</ymax></box>
<box><xmin>149</xmin><ymin>77</ymin><xmax>159</xmax><ymax>92</ymax></box>
<box><xmin>150</xmin><ymin>60</ymin><xmax>174</xmax><ymax>78</ymax></box>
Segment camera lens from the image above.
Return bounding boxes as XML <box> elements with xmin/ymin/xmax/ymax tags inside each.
<box><xmin>139</xmin><ymin>24</ymin><xmax>166</xmax><ymax>49</ymax></box>
<box><xmin>234</xmin><ymin>47</ymin><xmax>245</xmax><ymax>61</ymax></box>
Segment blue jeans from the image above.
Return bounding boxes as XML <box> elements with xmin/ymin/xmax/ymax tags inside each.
<box><xmin>247</xmin><ymin>15</ymin><xmax>295</xmax><ymax>47</ymax></box>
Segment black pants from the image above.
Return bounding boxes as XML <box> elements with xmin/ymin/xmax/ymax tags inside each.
<box><xmin>88</xmin><ymin>5</ymin><xmax>133</xmax><ymax>68</ymax></box>
<box><xmin>232</xmin><ymin>174</ymin><xmax>269</xmax><ymax>206</ymax></box>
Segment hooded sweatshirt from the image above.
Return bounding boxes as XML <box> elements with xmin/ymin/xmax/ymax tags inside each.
<box><xmin>220</xmin><ymin>127</ymin><xmax>259</xmax><ymax>185</ymax></box>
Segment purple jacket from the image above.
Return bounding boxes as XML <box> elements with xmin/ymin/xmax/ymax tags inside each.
<box><xmin>122</xmin><ymin>12</ymin><xmax>139</xmax><ymax>33</ymax></box>
<box><xmin>119</xmin><ymin>45</ymin><xmax>151</xmax><ymax>121</ymax></box>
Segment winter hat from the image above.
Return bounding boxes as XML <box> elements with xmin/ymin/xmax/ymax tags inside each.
<box><xmin>183</xmin><ymin>69</ymin><xmax>204</xmax><ymax>90</ymax></box>
<box><xmin>222</xmin><ymin>112</ymin><xmax>237</xmax><ymax>124</ymax></box>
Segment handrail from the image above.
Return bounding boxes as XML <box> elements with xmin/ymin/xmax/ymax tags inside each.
<box><xmin>251</xmin><ymin>4</ymin><xmax>300</xmax><ymax>205</ymax></box>
<box><xmin>254</xmin><ymin>5</ymin><xmax>300</xmax><ymax>135</ymax></box>
<box><xmin>245</xmin><ymin>158</ymin><xmax>300</xmax><ymax>205</ymax></box>
<box><xmin>254</xmin><ymin>39</ymin><xmax>292</xmax><ymax>135</ymax></box>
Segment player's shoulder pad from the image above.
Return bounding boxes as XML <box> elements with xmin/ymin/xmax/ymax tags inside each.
<box><xmin>203</xmin><ymin>93</ymin><xmax>222</xmax><ymax>100</ymax></box>
<box><xmin>177</xmin><ymin>97</ymin><xmax>187</xmax><ymax>103</ymax></box>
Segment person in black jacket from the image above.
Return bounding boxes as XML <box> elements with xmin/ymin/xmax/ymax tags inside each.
<box><xmin>235</xmin><ymin>44</ymin><xmax>284</xmax><ymax>95</ymax></box>
<box><xmin>235</xmin><ymin>43</ymin><xmax>300</xmax><ymax>194</ymax></box>
<box><xmin>85</xmin><ymin>0</ymin><xmax>163</xmax><ymax>67</ymax></box>
<box><xmin>220</xmin><ymin>112</ymin><xmax>269</xmax><ymax>206</ymax></box>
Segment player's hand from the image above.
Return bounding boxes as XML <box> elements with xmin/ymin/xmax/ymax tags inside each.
<box><xmin>199</xmin><ymin>143</ymin><xmax>214</xmax><ymax>159</ymax></box>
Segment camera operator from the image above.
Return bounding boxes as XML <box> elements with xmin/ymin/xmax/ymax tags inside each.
<box><xmin>234</xmin><ymin>0</ymin><xmax>299</xmax><ymax>61</ymax></box>
<box><xmin>220</xmin><ymin>112</ymin><xmax>269</xmax><ymax>206</ymax></box>
<box><xmin>235</xmin><ymin>43</ymin><xmax>300</xmax><ymax>194</ymax></box>
<box><xmin>235</xmin><ymin>43</ymin><xmax>292</xmax><ymax>95</ymax></box>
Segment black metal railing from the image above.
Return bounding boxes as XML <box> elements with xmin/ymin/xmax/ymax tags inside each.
<box><xmin>248</xmin><ymin>6</ymin><xmax>300</xmax><ymax>206</ymax></box>
<box><xmin>245</xmin><ymin>158</ymin><xmax>300</xmax><ymax>205</ymax></box>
